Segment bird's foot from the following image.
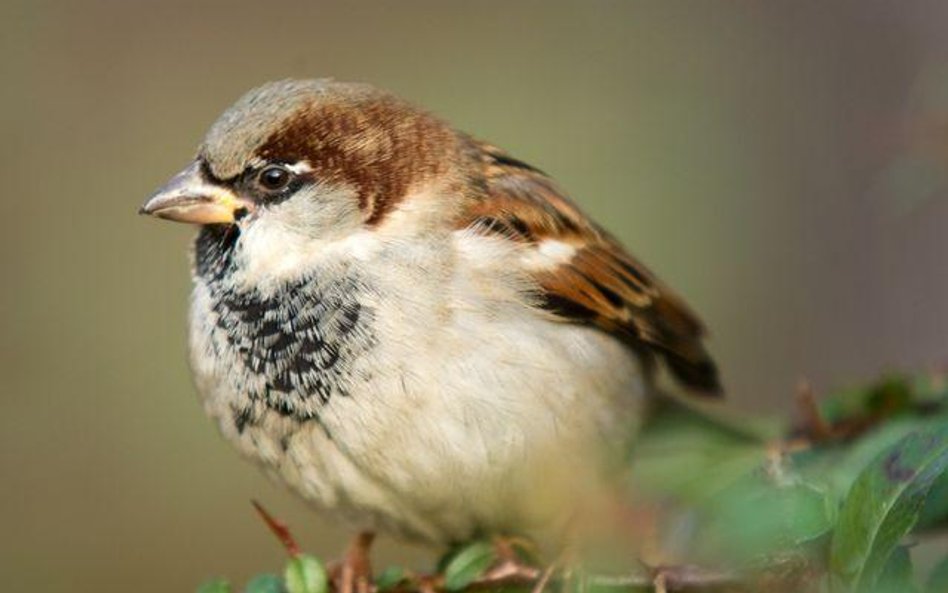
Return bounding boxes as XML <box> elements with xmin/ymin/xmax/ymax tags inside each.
<box><xmin>472</xmin><ymin>536</ymin><xmax>542</xmax><ymax>585</ymax></box>
<box><xmin>329</xmin><ymin>531</ymin><xmax>375</xmax><ymax>593</ymax></box>
<box><xmin>490</xmin><ymin>537</ymin><xmax>575</xmax><ymax>593</ymax></box>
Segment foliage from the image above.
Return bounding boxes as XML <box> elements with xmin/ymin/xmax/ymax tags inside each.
<box><xmin>197</xmin><ymin>372</ymin><xmax>948</xmax><ymax>593</ymax></box>
<box><xmin>441</xmin><ymin>541</ymin><xmax>498</xmax><ymax>591</ymax></box>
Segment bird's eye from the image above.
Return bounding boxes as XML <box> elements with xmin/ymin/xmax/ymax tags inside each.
<box><xmin>257</xmin><ymin>165</ymin><xmax>293</xmax><ymax>192</ymax></box>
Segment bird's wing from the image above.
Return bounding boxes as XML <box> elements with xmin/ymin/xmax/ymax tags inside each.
<box><xmin>458</xmin><ymin>140</ymin><xmax>721</xmax><ymax>395</ymax></box>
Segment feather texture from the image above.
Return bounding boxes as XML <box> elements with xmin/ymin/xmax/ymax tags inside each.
<box><xmin>460</xmin><ymin>140</ymin><xmax>722</xmax><ymax>395</ymax></box>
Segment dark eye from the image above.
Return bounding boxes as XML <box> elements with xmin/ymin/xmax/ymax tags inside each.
<box><xmin>257</xmin><ymin>165</ymin><xmax>293</xmax><ymax>192</ymax></box>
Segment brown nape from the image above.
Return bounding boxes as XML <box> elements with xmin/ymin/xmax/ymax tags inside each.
<box><xmin>257</xmin><ymin>93</ymin><xmax>460</xmax><ymax>225</ymax></box>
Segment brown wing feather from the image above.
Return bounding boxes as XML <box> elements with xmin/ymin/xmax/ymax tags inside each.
<box><xmin>461</xmin><ymin>140</ymin><xmax>722</xmax><ymax>395</ymax></box>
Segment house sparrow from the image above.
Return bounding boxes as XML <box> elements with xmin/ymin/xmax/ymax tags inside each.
<box><xmin>141</xmin><ymin>79</ymin><xmax>720</xmax><ymax>572</ymax></box>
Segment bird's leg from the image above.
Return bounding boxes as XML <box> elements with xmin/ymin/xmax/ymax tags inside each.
<box><xmin>476</xmin><ymin>536</ymin><xmax>542</xmax><ymax>584</ymax></box>
<box><xmin>525</xmin><ymin>513</ymin><xmax>583</xmax><ymax>593</ymax></box>
<box><xmin>531</xmin><ymin>542</ymin><xmax>578</xmax><ymax>593</ymax></box>
<box><xmin>331</xmin><ymin>531</ymin><xmax>375</xmax><ymax>593</ymax></box>
<box><xmin>494</xmin><ymin>535</ymin><xmax>539</xmax><ymax>563</ymax></box>
<box><xmin>482</xmin><ymin>537</ymin><xmax>572</xmax><ymax>593</ymax></box>
<box><xmin>530</xmin><ymin>561</ymin><xmax>559</xmax><ymax>593</ymax></box>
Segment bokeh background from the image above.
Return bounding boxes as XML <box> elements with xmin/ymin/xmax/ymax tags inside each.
<box><xmin>4</xmin><ymin>1</ymin><xmax>948</xmax><ymax>591</ymax></box>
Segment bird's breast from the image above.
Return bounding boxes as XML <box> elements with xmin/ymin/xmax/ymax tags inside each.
<box><xmin>189</xmin><ymin>270</ymin><xmax>378</xmax><ymax>435</ymax></box>
<box><xmin>185</xmin><ymin>235</ymin><xmax>646</xmax><ymax>543</ymax></box>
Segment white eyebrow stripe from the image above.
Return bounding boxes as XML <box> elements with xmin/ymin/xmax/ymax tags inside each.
<box><xmin>286</xmin><ymin>161</ymin><xmax>313</xmax><ymax>174</ymax></box>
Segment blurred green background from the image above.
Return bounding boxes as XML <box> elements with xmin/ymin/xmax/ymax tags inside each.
<box><xmin>3</xmin><ymin>1</ymin><xmax>948</xmax><ymax>591</ymax></box>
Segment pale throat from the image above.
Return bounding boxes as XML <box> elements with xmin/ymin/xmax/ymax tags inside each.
<box><xmin>227</xmin><ymin>217</ymin><xmax>384</xmax><ymax>294</ymax></box>
<box><xmin>192</xmin><ymin>223</ymin><xmax>378</xmax><ymax>425</ymax></box>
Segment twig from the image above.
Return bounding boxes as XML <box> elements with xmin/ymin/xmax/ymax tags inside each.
<box><xmin>642</xmin><ymin>565</ymin><xmax>741</xmax><ymax>591</ymax></box>
<box><xmin>364</xmin><ymin>563</ymin><xmax>742</xmax><ymax>593</ymax></box>
<box><xmin>252</xmin><ymin>500</ymin><xmax>301</xmax><ymax>557</ymax></box>
<box><xmin>795</xmin><ymin>379</ymin><xmax>833</xmax><ymax>442</ymax></box>
<box><xmin>653</xmin><ymin>571</ymin><xmax>667</xmax><ymax>593</ymax></box>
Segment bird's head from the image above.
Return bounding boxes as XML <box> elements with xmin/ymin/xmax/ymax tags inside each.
<box><xmin>141</xmin><ymin>79</ymin><xmax>467</xmax><ymax>282</ymax></box>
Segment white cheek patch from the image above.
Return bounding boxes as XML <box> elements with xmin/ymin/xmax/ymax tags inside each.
<box><xmin>234</xmin><ymin>218</ymin><xmax>309</xmax><ymax>289</ymax></box>
<box><xmin>328</xmin><ymin>231</ymin><xmax>384</xmax><ymax>261</ymax></box>
<box><xmin>233</xmin><ymin>218</ymin><xmax>383</xmax><ymax>293</ymax></box>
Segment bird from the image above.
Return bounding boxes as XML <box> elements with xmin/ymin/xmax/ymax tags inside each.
<box><xmin>140</xmin><ymin>79</ymin><xmax>721</xmax><ymax>587</ymax></box>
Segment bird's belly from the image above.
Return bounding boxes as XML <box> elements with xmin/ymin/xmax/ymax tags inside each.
<box><xmin>191</xmin><ymin>285</ymin><xmax>645</xmax><ymax>544</ymax></box>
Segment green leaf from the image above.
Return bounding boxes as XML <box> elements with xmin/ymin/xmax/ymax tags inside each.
<box><xmin>442</xmin><ymin>541</ymin><xmax>497</xmax><ymax>591</ymax></box>
<box><xmin>631</xmin><ymin>406</ymin><xmax>769</xmax><ymax>503</ymax></box>
<box><xmin>375</xmin><ymin>566</ymin><xmax>409</xmax><ymax>591</ymax></box>
<box><xmin>918</xmin><ymin>469</ymin><xmax>948</xmax><ymax>528</ymax></box>
<box><xmin>245</xmin><ymin>573</ymin><xmax>287</xmax><ymax>593</ymax></box>
<box><xmin>875</xmin><ymin>546</ymin><xmax>918</xmax><ymax>593</ymax></box>
<box><xmin>830</xmin><ymin>424</ymin><xmax>948</xmax><ymax>591</ymax></box>
<box><xmin>196</xmin><ymin>579</ymin><xmax>232</xmax><ymax>593</ymax></box>
<box><xmin>927</xmin><ymin>555</ymin><xmax>948</xmax><ymax>593</ymax></box>
<box><xmin>284</xmin><ymin>555</ymin><xmax>328</xmax><ymax>593</ymax></box>
<box><xmin>700</xmin><ymin>477</ymin><xmax>834</xmax><ymax>562</ymax></box>
<box><xmin>797</xmin><ymin>418</ymin><xmax>936</xmax><ymax>502</ymax></box>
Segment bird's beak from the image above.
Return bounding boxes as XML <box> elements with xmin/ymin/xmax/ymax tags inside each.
<box><xmin>139</xmin><ymin>161</ymin><xmax>252</xmax><ymax>224</ymax></box>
